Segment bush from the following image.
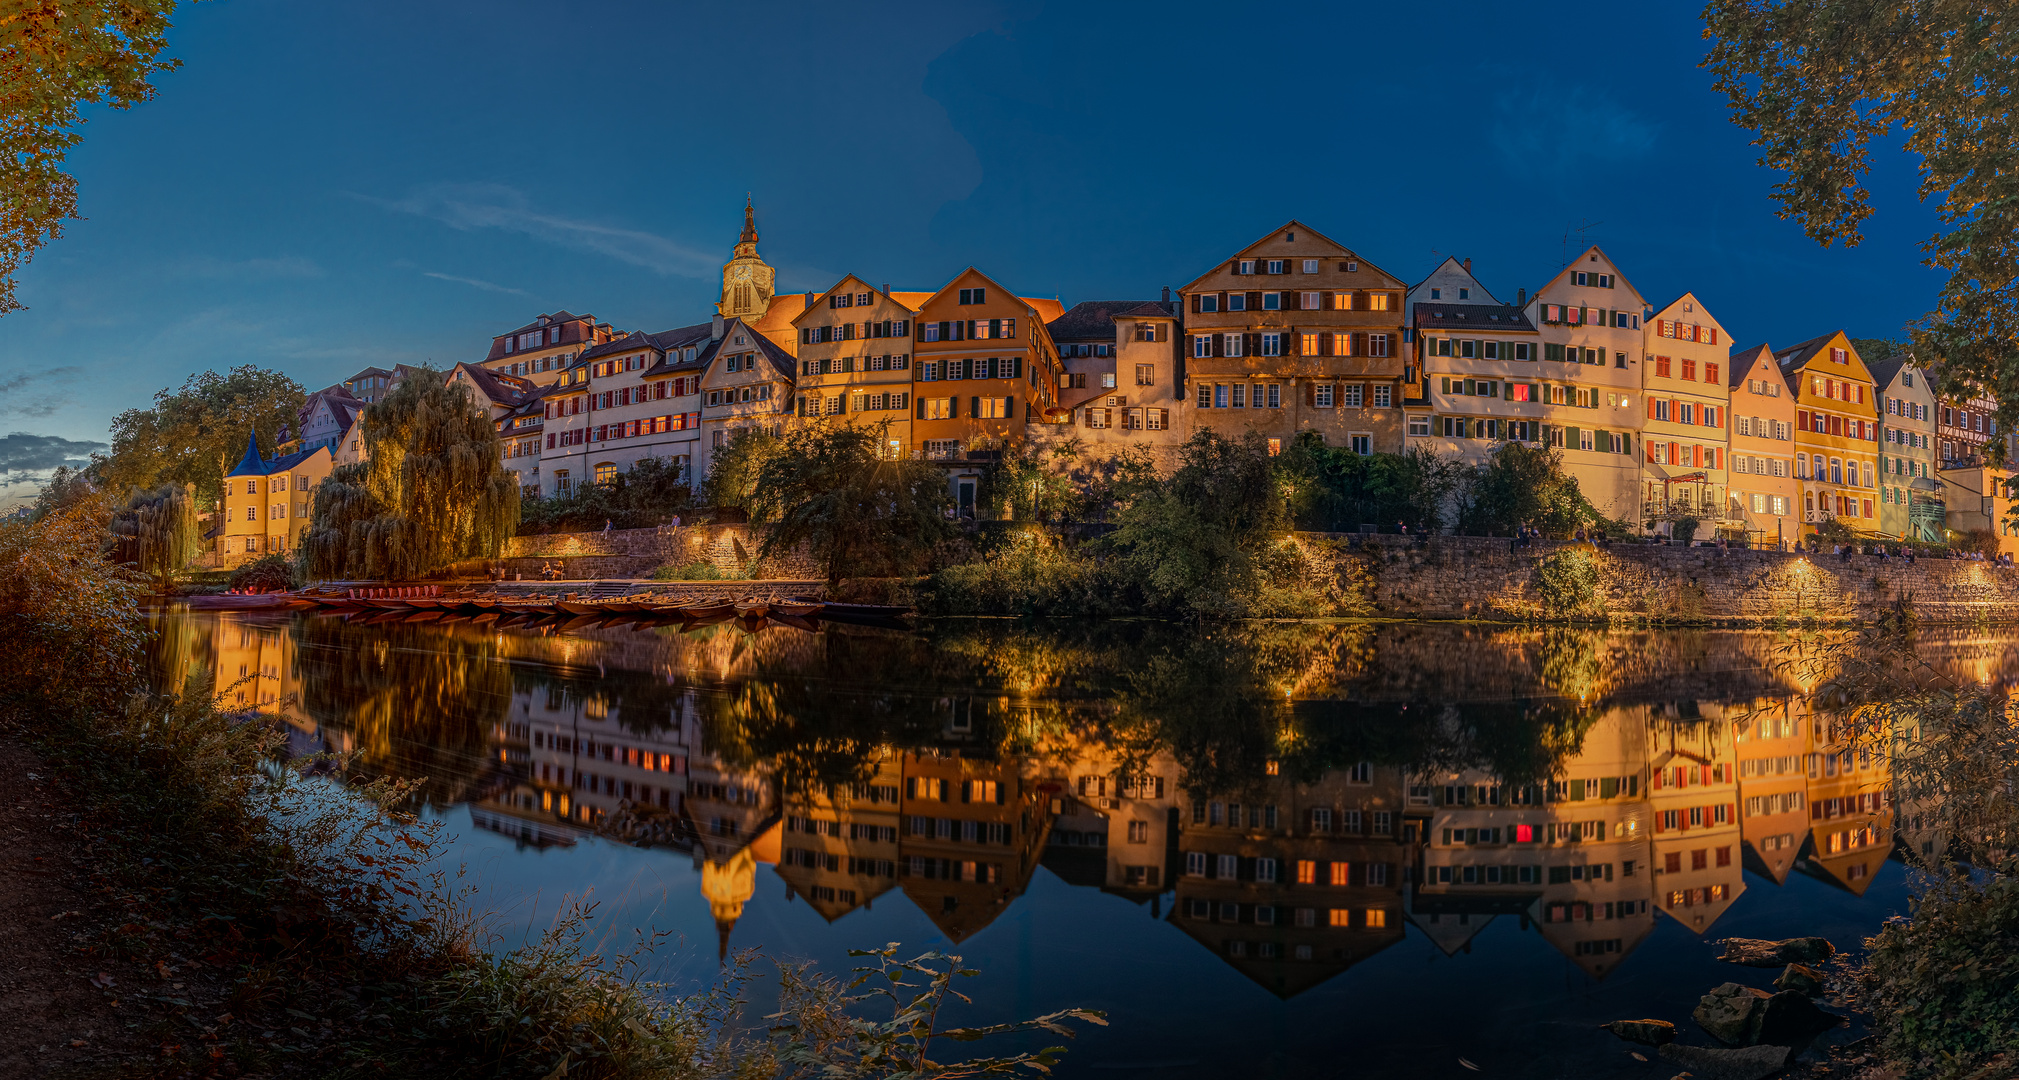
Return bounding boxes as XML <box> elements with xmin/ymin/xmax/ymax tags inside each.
<box><xmin>922</xmin><ymin>528</ymin><xmax>1115</xmax><ymax>616</ymax></box>
<box><xmin>518</xmin><ymin>457</ymin><xmax>693</xmax><ymax>534</ymax></box>
<box><xmin>229</xmin><ymin>552</ymin><xmax>298</xmax><ymax>592</ymax></box>
<box><xmin>1856</xmin><ymin>863</ymin><xmax>2019</xmax><ymax>1079</ymax></box>
<box><xmin>1533</xmin><ymin>547</ymin><xmax>1601</xmax><ymax>615</ymax></box>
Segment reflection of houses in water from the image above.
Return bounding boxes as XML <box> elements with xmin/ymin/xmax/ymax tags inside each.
<box><xmin>1799</xmin><ymin>713</ymin><xmax>1893</xmax><ymax>895</ymax></box>
<box><xmin>898</xmin><ymin>749</ymin><xmax>1051</xmax><ymax>943</ymax></box>
<box><xmin>1415</xmin><ymin>708</ymin><xmax>1656</xmax><ymax>979</ymax></box>
<box><xmin>774</xmin><ymin>752</ymin><xmax>906</xmax><ymax>923</ymax></box>
<box><xmin>1735</xmin><ymin>697</ymin><xmax>1811</xmax><ymax>884</ymax></box>
<box><xmin>1648</xmin><ymin>705</ymin><xmax>1746</xmax><ymax>934</ymax></box>
<box><xmin>210</xmin><ymin>613</ymin><xmax>335</xmax><ymax>751</ymax></box>
<box><xmin>468</xmin><ymin>682</ymin><xmax>700</xmax><ymax>850</ymax></box>
<box><xmin>1043</xmin><ymin>746</ymin><xmax>1183</xmax><ymax>902</ymax></box>
<box><xmin>1170</xmin><ymin>765</ymin><xmax>1409</xmax><ymax>998</ymax></box>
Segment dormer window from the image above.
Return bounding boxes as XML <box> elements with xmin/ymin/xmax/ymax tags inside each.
<box><xmin>958</xmin><ymin>288</ymin><xmax>986</xmax><ymax>305</ymax></box>
<box><xmin>1458</xmin><ymin>288</ymin><xmax>1469</xmax><ymax>300</ymax></box>
<box><xmin>734</xmin><ymin>334</ymin><xmax>746</xmax><ymax>345</ymax></box>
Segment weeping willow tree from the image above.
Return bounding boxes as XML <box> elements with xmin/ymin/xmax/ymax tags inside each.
<box><xmin>303</xmin><ymin>370</ymin><xmax>519</xmax><ymax>580</ymax></box>
<box><xmin>108</xmin><ymin>482</ymin><xmax>198</xmax><ymax>593</ymax></box>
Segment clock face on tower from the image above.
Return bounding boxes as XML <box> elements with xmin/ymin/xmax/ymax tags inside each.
<box><xmin>733</xmin><ymin>265</ymin><xmax>751</xmax><ymax>281</ymax></box>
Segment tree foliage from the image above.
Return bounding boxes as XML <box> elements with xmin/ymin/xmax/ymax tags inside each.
<box><xmin>978</xmin><ymin>438</ymin><xmax>1090</xmax><ymax>523</ymax></box>
<box><xmin>1456</xmin><ymin>442</ymin><xmax>1606</xmax><ymax>537</ymax></box>
<box><xmin>303</xmin><ymin>370</ymin><xmax>519</xmax><ymax>580</ymax></box>
<box><xmin>1104</xmin><ymin>430</ymin><xmax>1316</xmax><ymax>617</ymax></box>
<box><xmin>517</xmin><ymin>456</ymin><xmax>692</xmax><ymax>534</ymax></box>
<box><xmin>108</xmin><ymin>481</ymin><xmax>197</xmax><ymax>592</ymax></box>
<box><xmin>0</xmin><ymin>0</ymin><xmax>186</xmax><ymax>314</ymax></box>
<box><xmin>751</xmin><ymin>421</ymin><xmax>954</xmax><ymax>585</ymax></box>
<box><xmin>103</xmin><ymin>364</ymin><xmax>307</xmax><ymax>506</ymax></box>
<box><xmin>1702</xmin><ymin>3</ymin><xmax>2019</xmax><ymax>439</ymax></box>
<box><xmin>699</xmin><ymin>427</ymin><xmax>785</xmax><ymax>513</ymax></box>
<box><xmin>1278</xmin><ymin>431</ymin><xmax>1466</xmax><ymax>533</ymax></box>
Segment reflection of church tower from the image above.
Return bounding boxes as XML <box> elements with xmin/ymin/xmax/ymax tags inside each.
<box><xmin>700</xmin><ymin>847</ymin><xmax>757</xmax><ymax>962</ymax></box>
<box><xmin>717</xmin><ymin>198</ymin><xmax>776</xmax><ymax>321</ymax></box>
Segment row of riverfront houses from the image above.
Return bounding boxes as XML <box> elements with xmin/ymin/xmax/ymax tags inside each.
<box><xmin>214</xmin><ymin>207</ymin><xmax>2019</xmax><ymax>566</ymax></box>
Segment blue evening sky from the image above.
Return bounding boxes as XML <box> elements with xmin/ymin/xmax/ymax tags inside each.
<box><xmin>0</xmin><ymin>0</ymin><xmax>1942</xmax><ymax>496</ymax></box>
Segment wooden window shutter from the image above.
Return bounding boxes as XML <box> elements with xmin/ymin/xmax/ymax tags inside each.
<box><xmin>1305</xmin><ymin>381</ymin><xmax>1315</xmax><ymax>406</ymax></box>
<box><xmin>1647</xmin><ymin>397</ymin><xmax>1656</xmax><ymax>420</ymax></box>
<box><xmin>1246</xmin><ymin>332</ymin><xmax>1261</xmax><ymax>356</ymax></box>
<box><xmin>1212</xmin><ymin>334</ymin><xmax>1224</xmax><ymax>358</ymax></box>
<box><xmin>970</xmin><ymin>396</ymin><xmax>981</xmax><ymax>418</ymax></box>
<box><xmin>1247</xmin><ymin>291</ymin><xmax>1262</xmax><ymax>310</ymax></box>
<box><xmin>948</xmin><ymin>395</ymin><xmax>959</xmax><ymax>418</ymax></box>
<box><xmin>1320</xmin><ymin>331</ymin><xmax>1334</xmax><ymax>355</ymax></box>
<box><xmin>1191</xmin><ymin>293</ymin><xmax>1201</xmax><ymax>313</ymax></box>
<box><xmin>1006</xmin><ymin>396</ymin><xmax>1016</xmax><ymax>418</ymax></box>
<box><xmin>1322</xmin><ymin>290</ymin><xmax>1335</xmax><ymax>310</ymax></box>
<box><xmin>1014</xmin><ymin>356</ymin><xmax>1024</xmax><ymax>378</ymax></box>
<box><xmin>1353</xmin><ymin>332</ymin><xmax>1368</xmax><ymax>356</ymax></box>
<box><xmin>1285</xmin><ymin>290</ymin><xmax>1300</xmax><ymax>311</ymax></box>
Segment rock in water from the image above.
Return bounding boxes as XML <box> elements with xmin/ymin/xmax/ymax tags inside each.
<box><xmin>1773</xmin><ymin>963</ymin><xmax>1825</xmax><ymax>996</ymax></box>
<box><xmin>1716</xmin><ymin>936</ymin><xmax>1836</xmax><ymax>967</ymax></box>
<box><xmin>1755</xmin><ymin>990</ymin><xmax>1840</xmax><ymax>1045</ymax></box>
<box><xmin>1658</xmin><ymin>1042</ymin><xmax>1794</xmax><ymax>1080</ymax></box>
<box><xmin>1695</xmin><ymin>983</ymin><xmax>1771</xmax><ymax>1045</ymax></box>
<box><xmin>1602</xmin><ymin>1019</ymin><xmax>1677</xmax><ymax>1046</ymax></box>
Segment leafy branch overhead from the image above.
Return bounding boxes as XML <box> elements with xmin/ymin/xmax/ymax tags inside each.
<box><xmin>0</xmin><ymin>0</ymin><xmax>188</xmax><ymax>315</ymax></box>
<box><xmin>1702</xmin><ymin>1</ymin><xmax>2019</xmax><ymax>434</ymax></box>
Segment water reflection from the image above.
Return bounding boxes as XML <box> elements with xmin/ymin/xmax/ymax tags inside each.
<box><xmin>163</xmin><ymin>612</ymin><xmax>1970</xmax><ymax>1002</ymax></box>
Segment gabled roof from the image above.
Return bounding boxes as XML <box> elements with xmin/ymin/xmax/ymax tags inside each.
<box><xmin>914</xmin><ymin>267</ymin><xmax>1067</xmax><ymax>326</ymax></box>
<box><xmin>1412</xmin><ymin>303</ymin><xmax>1536</xmax><ymax>332</ymax></box>
<box><xmin>447</xmin><ymin>362</ymin><xmax>539</xmax><ymax>406</ymax></box>
<box><xmin>1046</xmin><ymin>299</ymin><xmax>1174</xmax><ymax>341</ymax></box>
<box><xmin>1866</xmin><ymin>354</ymin><xmax>1917</xmax><ymax>392</ymax></box>
<box><xmin>1177</xmin><ymin>219</ymin><xmax>1404</xmax><ymax>294</ymax></box>
<box><xmin>792</xmin><ymin>276</ymin><xmax>925</xmax><ymax>326</ymax></box>
<box><xmin>1406</xmin><ymin>256</ymin><xmax>1503</xmax><ymax>304</ymax></box>
<box><xmin>1531</xmin><ymin>245</ymin><xmax>1648</xmax><ymax>307</ymax></box>
<box><xmin>1728</xmin><ymin>343</ymin><xmax>1776</xmax><ymax>389</ymax></box>
<box><xmin>642</xmin><ymin>334</ymin><xmax>721</xmax><ymax>379</ymax></box>
<box><xmin>699</xmin><ymin>318</ymin><xmax>795</xmax><ymax>384</ymax></box>
<box><xmin>578</xmin><ymin>330</ymin><xmax>660</xmax><ymax>364</ymax></box>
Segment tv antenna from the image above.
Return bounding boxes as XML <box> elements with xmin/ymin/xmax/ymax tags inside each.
<box><xmin>1562</xmin><ymin>220</ymin><xmax>1603</xmax><ymax>267</ymax></box>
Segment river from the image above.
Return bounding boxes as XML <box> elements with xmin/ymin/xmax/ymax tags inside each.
<box><xmin>148</xmin><ymin>610</ymin><xmax>2012</xmax><ymax>1079</ymax></box>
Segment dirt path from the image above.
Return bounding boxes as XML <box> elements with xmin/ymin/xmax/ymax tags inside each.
<box><xmin>0</xmin><ymin>737</ymin><xmax>169</xmax><ymax>1077</ymax></box>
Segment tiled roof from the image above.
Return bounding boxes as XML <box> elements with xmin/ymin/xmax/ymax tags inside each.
<box><xmin>450</xmin><ymin>362</ymin><xmax>540</xmax><ymax>406</ymax></box>
<box><xmin>1728</xmin><ymin>343</ymin><xmax>1774</xmax><ymax>389</ymax></box>
<box><xmin>498</xmin><ymin>310</ymin><xmax>591</xmax><ymax>338</ymax></box>
<box><xmin>1046</xmin><ymin>300</ymin><xmax>1173</xmax><ymax>342</ymax></box>
<box><xmin>642</xmin><ymin>335</ymin><xmax>720</xmax><ymax>378</ymax></box>
<box><xmin>1866</xmin><ymin>354</ymin><xmax>1913</xmax><ymax>391</ymax></box>
<box><xmin>1773</xmin><ymin>332</ymin><xmax>1837</xmax><ymax>369</ymax></box>
<box><xmin>1412</xmin><ymin>303</ymin><xmax>1536</xmax><ymax>331</ymax></box>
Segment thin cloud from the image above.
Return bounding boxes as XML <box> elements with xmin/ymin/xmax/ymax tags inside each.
<box><xmin>357</xmin><ymin>183</ymin><xmax>719</xmax><ymax>277</ymax></box>
<box><xmin>424</xmin><ymin>271</ymin><xmax>528</xmax><ymax>295</ymax></box>
<box><xmin>0</xmin><ymin>366</ymin><xmax>87</xmax><ymax>419</ymax></box>
<box><xmin>179</xmin><ymin>255</ymin><xmax>325</xmax><ymax>280</ymax></box>
<box><xmin>0</xmin><ymin>431</ymin><xmax>106</xmax><ymax>478</ymax></box>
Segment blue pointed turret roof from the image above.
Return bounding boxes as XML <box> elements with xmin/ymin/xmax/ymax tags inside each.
<box><xmin>227</xmin><ymin>429</ymin><xmax>265</xmax><ymax>478</ymax></box>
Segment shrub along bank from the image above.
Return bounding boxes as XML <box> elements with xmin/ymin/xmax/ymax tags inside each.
<box><xmin>0</xmin><ymin>502</ymin><xmax>1098</xmax><ymax>1078</ymax></box>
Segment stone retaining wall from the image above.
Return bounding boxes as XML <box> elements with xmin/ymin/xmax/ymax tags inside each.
<box><xmin>496</xmin><ymin>524</ymin><xmax>820</xmax><ymax>581</ymax></box>
<box><xmin>1315</xmin><ymin>533</ymin><xmax>2019</xmax><ymax>623</ymax></box>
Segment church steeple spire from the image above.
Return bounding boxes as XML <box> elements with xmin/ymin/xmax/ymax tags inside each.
<box><xmin>717</xmin><ymin>197</ymin><xmax>775</xmax><ymax>320</ymax></box>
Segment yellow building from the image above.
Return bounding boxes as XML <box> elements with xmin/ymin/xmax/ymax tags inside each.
<box><xmin>217</xmin><ymin>431</ymin><xmax>333</xmax><ymax>568</ymax></box>
<box><xmin>775</xmin><ymin>755</ymin><xmax>906</xmax><ymax>923</ymax></box>
<box><xmin>897</xmin><ymin>750</ymin><xmax>1050</xmax><ymax>943</ymax></box>
<box><xmin>789</xmin><ymin>276</ymin><xmax>931</xmax><ymax>456</ymax></box>
<box><xmin>1642</xmin><ymin>294</ymin><xmax>1735</xmax><ymax>540</ymax></box>
<box><xmin>1775</xmin><ymin>332</ymin><xmax>1881</xmax><ymax>538</ymax></box>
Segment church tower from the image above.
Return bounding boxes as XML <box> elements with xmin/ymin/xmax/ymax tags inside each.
<box><xmin>716</xmin><ymin>198</ymin><xmax>776</xmax><ymax>321</ymax></box>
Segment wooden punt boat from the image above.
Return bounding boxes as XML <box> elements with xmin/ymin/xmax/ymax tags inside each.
<box><xmin>669</xmin><ymin>601</ymin><xmax>736</xmax><ymax>619</ymax></box>
<box><xmin>767</xmin><ymin>612</ymin><xmax>819</xmax><ymax>632</ymax></box>
<box><xmin>402</xmin><ymin>610</ymin><xmax>443</xmax><ymax>623</ymax></box>
<box><xmin>470</xmin><ymin>612</ymin><xmax>500</xmax><ymax>626</ymax></box>
<box><xmin>184</xmin><ymin>593</ymin><xmax>296</xmax><ymax>611</ymax></box>
<box><xmin>555</xmin><ymin>600</ymin><xmax>604</xmax><ymax>615</ymax></box>
<box><xmin>733</xmin><ymin>598</ymin><xmax>772</xmax><ymax>618</ymax></box>
<box><xmin>556</xmin><ymin>615</ymin><xmax>603</xmax><ymax>632</ymax></box>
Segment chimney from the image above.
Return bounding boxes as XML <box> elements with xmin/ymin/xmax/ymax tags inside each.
<box><xmin>881</xmin><ymin>283</ymin><xmax>890</xmax><ymax>295</ymax></box>
<box><xmin>711</xmin><ymin>313</ymin><xmax>724</xmax><ymax>342</ymax></box>
<box><xmin>1517</xmin><ymin>287</ymin><xmax>1527</xmax><ymax>307</ymax></box>
<box><xmin>1462</xmin><ymin>258</ymin><xmax>1471</xmax><ymax>275</ymax></box>
<box><xmin>1162</xmin><ymin>285</ymin><xmax>1171</xmax><ymax>303</ymax></box>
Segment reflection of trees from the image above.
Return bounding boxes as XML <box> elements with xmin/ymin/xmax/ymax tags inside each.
<box><xmin>295</xmin><ymin>616</ymin><xmax>513</xmax><ymax>806</ymax></box>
